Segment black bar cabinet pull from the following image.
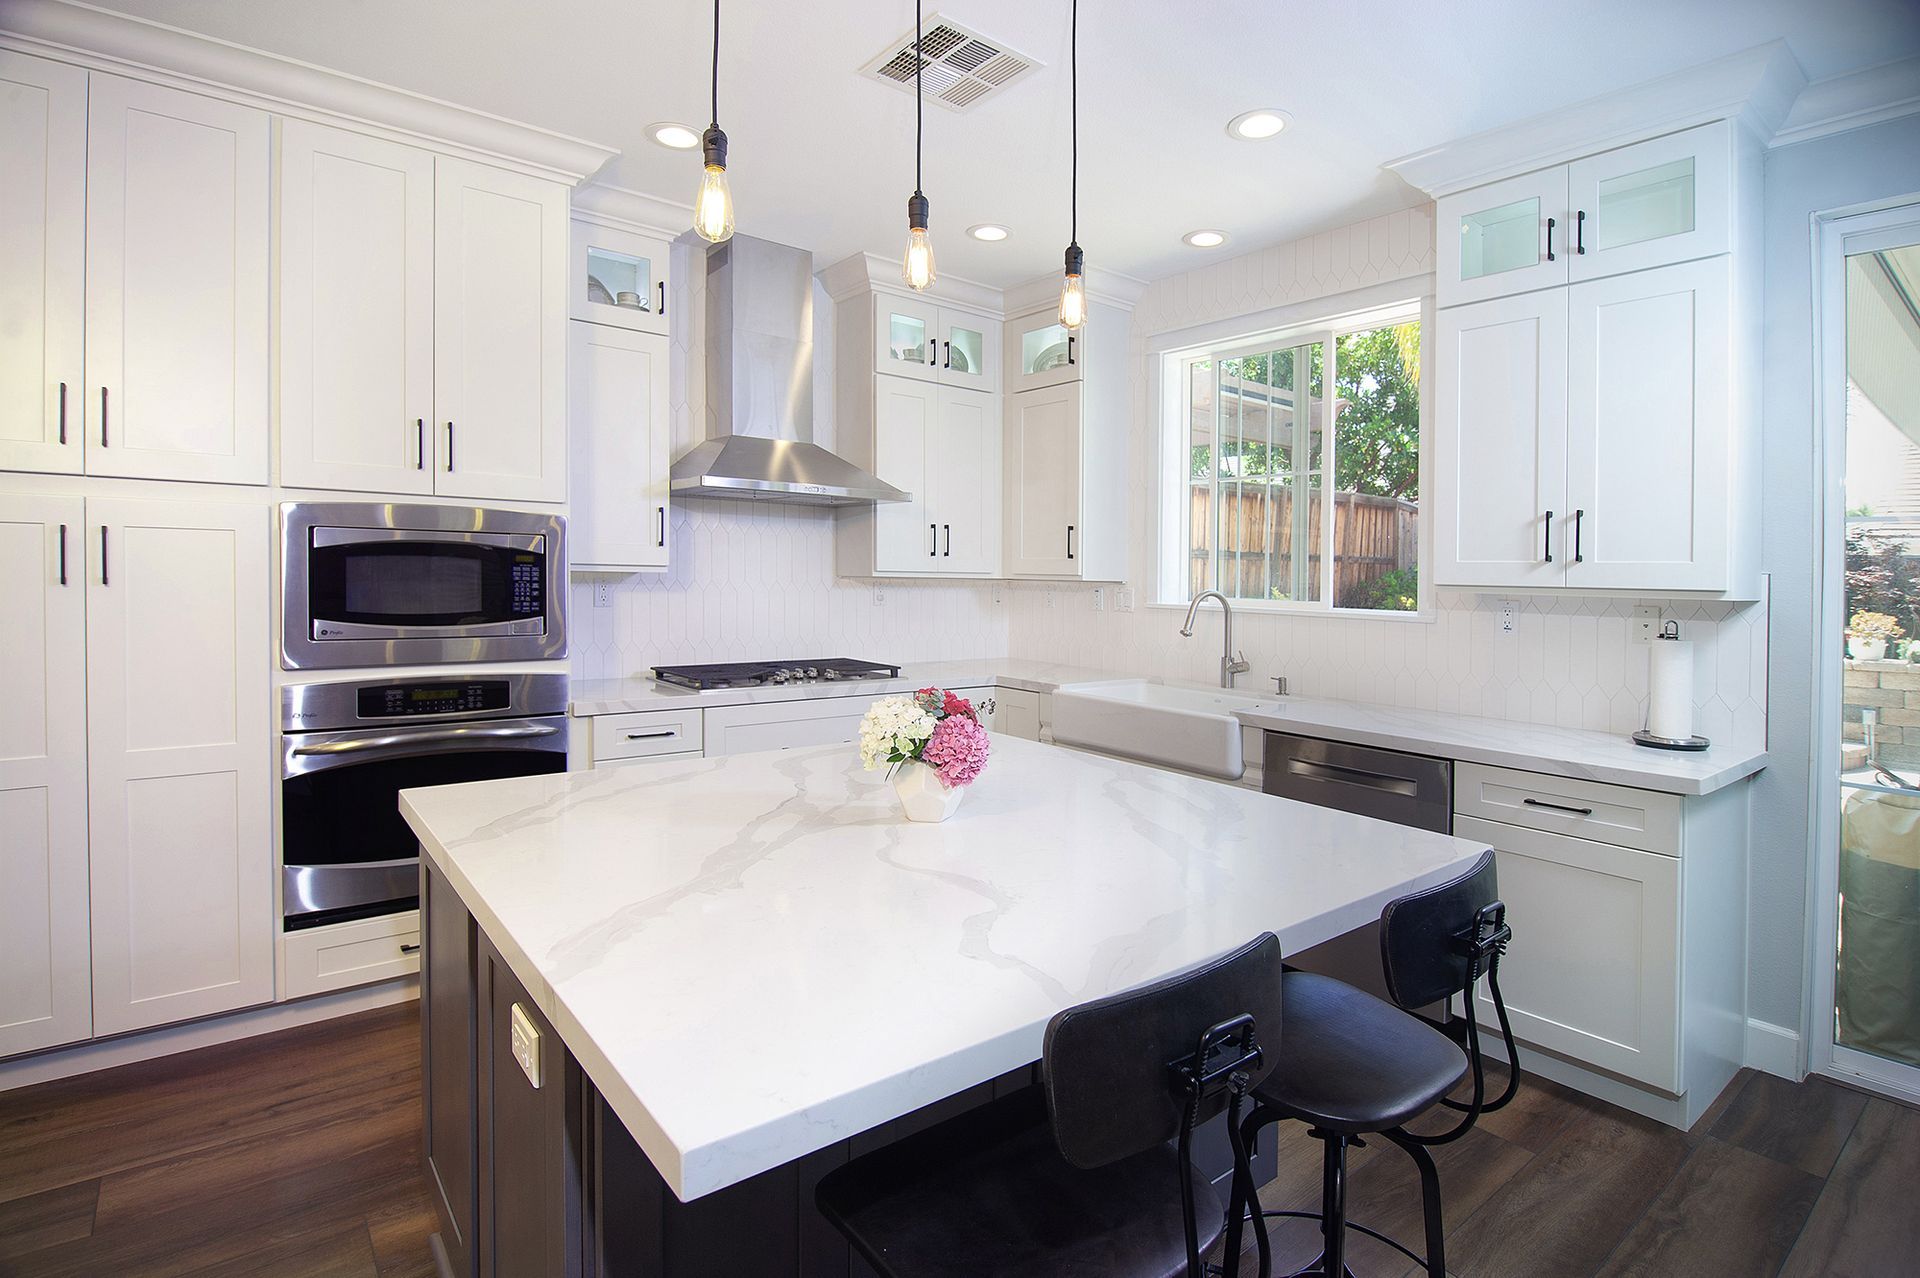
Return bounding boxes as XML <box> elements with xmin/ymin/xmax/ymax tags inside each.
<box><xmin>99</xmin><ymin>526</ymin><xmax>108</xmax><ymax>586</ymax></box>
<box><xmin>1066</xmin><ymin>525</ymin><xmax>1076</xmax><ymax>560</ymax></box>
<box><xmin>415</xmin><ymin>419</ymin><xmax>425</xmax><ymax>470</ymax></box>
<box><xmin>658</xmin><ymin>280</ymin><xmax>667</xmax><ymax>316</ymax></box>
<box><xmin>1066</xmin><ymin>334</ymin><xmax>1076</xmax><ymax>366</ymax></box>
<box><xmin>943</xmin><ymin>340</ymin><xmax>951</xmax><ymax>370</ymax></box>
<box><xmin>1573</xmin><ymin>509</ymin><xmax>1585</xmax><ymax>563</ymax></box>
<box><xmin>399</xmin><ymin>943</ymin><xmax>421</xmax><ymax>954</ymax></box>
<box><xmin>626</xmin><ymin>729</ymin><xmax>677</xmax><ymax>741</ymax></box>
<box><xmin>58</xmin><ymin>524</ymin><xmax>68</xmax><ymax>586</ymax></box>
<box><xmin>57</xmin><ymin>382</ymin><xmax>67</xmax><ymax>444</ymax></box>
<box><xmin>1576</xmin><ymin>210</ymin><xmax>1587</xmax><ymax>255</ymax></box>
<box><xmin>942</xmin><ymin>524</ymin><xmax>950</xmax><ymax>557</ymax></box>
<box><xmin>445</xmin><ymin>421</ymin><xmax>454</xmax><ymax>471</ymax></box>
<box><xmin>930</xmin><ymin>523</ymin><xmax>937</xmax><ymax>556</ymax></box>
<box><xmin>657</xmin><ymin>506</ymin><xmax>666</xmax><ymax>548</ymax></box>
<box><xmin>99</xmin><ymin>387</ymin><xmax>108</xmax><ymax>446</ymax></box>
<box><xmin>1545</xmin><ymin>217</ymin><xmax>1556</xmax><ymax>262</ymax></box>
<box><xmin>1523</xmin><ymin>797</ymin><xmax>1594</xmax><ymax>817</ymax></box>
<box><xmin>1543</xmin><ymin>510</ymin><xmax>1554</xmax><ymax>563</ymax></box>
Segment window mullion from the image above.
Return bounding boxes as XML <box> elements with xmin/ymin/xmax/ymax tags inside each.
<box><xmin>1322</xmin><ymin>330</ymin><xmax>1338</xmax><ymax>607</ymax></box>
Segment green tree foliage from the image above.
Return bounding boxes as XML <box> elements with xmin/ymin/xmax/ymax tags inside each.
<box><xmin>1846</xmin><ymin>527</ymin><xmax>1920</xmax><ymax>638</ymax></box>
<box><xmin>1333</xmin><ymin>323</ymin><xmax>1420</xmax><ymax>499</ymax></box>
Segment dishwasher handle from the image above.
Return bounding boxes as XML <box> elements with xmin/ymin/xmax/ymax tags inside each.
<box><xmin>1285</xmin><ymin>756</ymin><xmax>1421</xmax><ymax>798</ymax></box>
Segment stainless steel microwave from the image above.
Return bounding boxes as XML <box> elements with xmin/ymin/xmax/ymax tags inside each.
<box><xmin>280</xmin><ymin>502</ymin><xmax>567</xmax><ymax>669</ymax></box>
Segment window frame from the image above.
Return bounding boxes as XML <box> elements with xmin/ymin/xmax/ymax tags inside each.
<box><xmin>1157</xmin><ymin>297</ymin><xmax>1433</xmax><ymax>620</ymax></box>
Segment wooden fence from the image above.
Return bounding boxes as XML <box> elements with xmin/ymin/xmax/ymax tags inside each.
<box><xmin>1190</xmin><ymin>485</ymin><xmax>1417</xmax><ymax>605</ymax></box>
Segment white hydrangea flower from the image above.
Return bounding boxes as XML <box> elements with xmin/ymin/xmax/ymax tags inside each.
<box><xmin>858</xmin><ymin>696</ymin><xmax>936</xmax><ymax>771</ymax></box>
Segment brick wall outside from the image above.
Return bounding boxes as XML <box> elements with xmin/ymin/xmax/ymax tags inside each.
<box><xmin>1843</xmin><ymin>658</ymin><xmax>1920</xmax><ymax>769</ymax></box>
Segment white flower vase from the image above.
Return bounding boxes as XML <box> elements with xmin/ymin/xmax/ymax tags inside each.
<box><xmin>891</xmin><ymin>761</ymin><xmax>965</xmax><ymax>822</ymax></box>
<box><xmin>1854</xmin><ymin>636</ymin><xmax>1889</xmax><ymax>662</ymax></box>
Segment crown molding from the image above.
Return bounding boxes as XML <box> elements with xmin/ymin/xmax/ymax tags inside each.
<box><xmin>816</xmin><ymin>252</ymin><xmax>1005</xmax><ymax>315</ymax></box>
<box><xmin>0</xmin><ymin>0</ymin><xmax>618</xmax><ymax>184</ymax></box>
<box><xmin>1770</xmin><ymin>56</ymin><xmax>1920</xmax><ymax>149</ymax></box>
<box><xmin>1001</xmin><ymin>266</ymin><xmax>1145</xmax><ymax>315</ymax></box>
<box><xmin>1386</xmin><ymin>41</ymin><xmax>1806</xmax><ymax>198</ymax></box>
<box><xmin>571</xmin><ymin>183</ymin><xmax>694</xmax><ymax>239</ymax></box>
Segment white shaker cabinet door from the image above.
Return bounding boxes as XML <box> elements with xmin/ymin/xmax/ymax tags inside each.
<box><xmin>568</xmin><ymin>322</ymin><xmax>670</xmax><ymax>571</ymax></box>
<box><xmin>1564</xmin><ymin>257</ymin><xmax>1730</xmax><ymax>592</ymax></box>
<box><xmin>277</xmin><ymin>120</ymin><xmax>435</xmax><ymax>494</ymax></box>
<box><xmin>930</xmin><ymin>385</ymin><xmax>1000</xmax><ymax>575</ymax></box>
<box><xmin>1432</xmin><ymin>289</ymin><xmax>1569</xmax><ymax>589</ymax></box>
<box><xmin>432</xmin><ymin>156</ymin><xmax>569</xmax><ymax>503</ymax></box>
<box><xmin>85</xmin><ymin>497</ymin><xmax>273</xmax><ymax>1036</ymax></box>
<box><xmin>1567</xmin><ymin>121</ymin><xmax>1731</xmax><ymax>284</ymax></box>
<box><xmin>1003</xmin><ymin>382</ymin><xmax>1083</xmax><ymax>577</ymax></box>
<box><xmin>1435</xmin><ymin>166</ymin><xmax>1570</xmax><ymax>308</ymax></box>
<box><xmin>0</xmin><ymin>496</ymin><xmax>92</xmax><ymax>1056</ymax></box>
<box><xmin>872</xmin><ymin>374</ymin><xmax>936</xmax><ymax>574</ymax></box>
<box><xmin>84</xmin><ymin>75</ymin><xmax>269</xmax><ymax>484</ymax></box>
<box><xmin>0</xmin><ymin>52</ymin><xmax>86</xmax><ymax>476</ymax></box>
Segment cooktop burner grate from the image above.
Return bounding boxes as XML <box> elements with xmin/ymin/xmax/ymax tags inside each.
<box><xmin>650</xmin><ymin>658</ymin><xmax>903</xmax><ymax>691</ymax></box>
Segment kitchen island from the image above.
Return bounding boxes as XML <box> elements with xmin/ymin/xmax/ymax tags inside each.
<box><xmin>401</xmin><ymin>736</ymin><xmax>1489</xmax><ymax>1277</ymax></box>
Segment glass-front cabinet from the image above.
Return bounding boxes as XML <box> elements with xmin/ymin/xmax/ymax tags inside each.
<box><xmin>1436</xmin><ymin>168</ymin><xmax>1570</xmax><ymax>307</ymax></box>
<box><xmin>871</xmin><ymin>297</ymin><xmax>1000</xmax><ymax>392</ymax></box>
<box><xmin>1567</xmin><ymin>121</ymin><xmax>1729</xmax><ymax>282</ymax></box>
<box><xmin>1006</xmin><ymin>311</ymin><xmax>1083</xmax><ymax>391</ymax></box>
<box><xmin>570</xmin><ymin>218</ymin><xmax>671</xmax><ymax>334</ymax></box>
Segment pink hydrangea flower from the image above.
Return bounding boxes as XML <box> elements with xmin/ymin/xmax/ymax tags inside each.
<box><xmin>922</xmin><ymin>712</ymin><xmax>990</xmax><ymax>788</ymax></box>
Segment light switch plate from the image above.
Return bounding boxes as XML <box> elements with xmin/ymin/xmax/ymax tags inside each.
<box><xmin>1117</xmin><ymin>588</ymin><xmax>1135</xmax><ymax>612</ymax></box>
<box><xmin>1091</xmin><ymin>587</ymin><xmax>1105</xmax><ymax>612</ymax></box>
<box><xmin>510</xmin><ymin>1003</ymin><xmax>542</xmax><ymax>1089</ymax></box>
<box><xmin>1632</xmin><ymin>605</ymin><xmax>1662</xmax><ymax>643</ymax></box>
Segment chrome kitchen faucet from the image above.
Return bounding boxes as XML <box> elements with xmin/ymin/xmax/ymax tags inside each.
<box><xmin>1180</xmin><ymin>590</ymin><xmax>1250</xmax><ymax>689</ymax></box>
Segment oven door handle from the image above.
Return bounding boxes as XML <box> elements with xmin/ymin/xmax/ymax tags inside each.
<box><xmin>291</xmin><ymin>722</ymin><xmax>563</xmax><ymax>757</ymax></box>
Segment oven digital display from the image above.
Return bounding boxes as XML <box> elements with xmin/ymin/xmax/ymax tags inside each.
<box><xmin>356</xmin><ymin>681</ymin><xmax>511</xmax><ymax>718</ymax></box>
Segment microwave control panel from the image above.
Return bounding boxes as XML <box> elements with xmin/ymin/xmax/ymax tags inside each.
<box><xmin>357</xmin><ymin>680</ymin><xmax>512</xmax><ymax>719</ymax></box>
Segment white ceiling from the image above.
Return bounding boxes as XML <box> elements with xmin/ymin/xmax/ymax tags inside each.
<box><xmin>89</xmin><ymin>0</ymin><xmax>1920</xmax><ymax>288</ymax></box>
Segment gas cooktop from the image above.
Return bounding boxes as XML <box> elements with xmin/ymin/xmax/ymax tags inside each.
<box><xmin>650</xmin><ymin>658</ymin><xmax>903</xmax><ymax>691</ymax></box>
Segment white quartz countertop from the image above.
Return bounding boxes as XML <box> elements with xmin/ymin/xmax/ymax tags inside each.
<box><xmin>399</xmin><ymin>737</ymin><xmax>1488</xmax><ymax>1201</ymax></box>
<box><xmin>567</xmin><ymin>659</ymin><xmax>1109</xmax><ymax>715</ymax></box>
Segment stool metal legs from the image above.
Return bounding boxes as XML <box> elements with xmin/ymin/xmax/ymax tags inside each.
<box><xmin>1382</xmin><ymin>1129</ymin><xmax>1447</xmax><ymax>1278</ymax></box>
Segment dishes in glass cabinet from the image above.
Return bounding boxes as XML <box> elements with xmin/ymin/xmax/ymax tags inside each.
<box><xmin>947</xmin><ymin>345</ymin><xmax>971</xmax><ymax>373</ymax></box>
<box><xmin>1032</xmin><ymin>341</ymin><xmax>1070</xmax><ymax>372</ymax></box>
<box><xmin>614</xmin><ymin>290</ymin><xmax>651</xmax><ymax>311</ymax></box>
<box><xmin>587</xmin><ymin>275</ymin><xmax>615</xmax><ymax>305</ymax></box>
<box><xmin>891</xmin><ymin>342</ymin><xmax>927</xmax><ymax>363</ymax></box>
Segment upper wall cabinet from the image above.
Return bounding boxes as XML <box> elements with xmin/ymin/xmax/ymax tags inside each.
<box><xmin>874</xmin><ymin>295</ymin><xmax>1001</xmax><ymax>393</ymax></box>
<box><xmin>572</xmin><ymin>219</ymin><xmax>671</xmax><ymax>334</ymax></box>
<box><xmin>1006</xmin><ymin>312</ymin><xmax>1082</xmax><ymax>391</ymax></box>
<box><xmin>85</xmin><ymin>74</ymin><xmax>270</xmax><ymax>484</ymax></box>
<box><xmin>0</xmin><ymin>52</ymin><xmax>87</xmax><ymax>476</ymax></box>
<box><xmin>568</xmin><ymin>320</ymin><xmax>670</xmax><ymax>572</ymax></box>
<box><xmin>277</xmin><ymin>120</ymin><xmax>435</xmax><ymax>494</ymax></box>
<box><xmin>1436</xmin><ymin>122</ymin><xmax>1731</xmax><ymax>308</ymax></box>
<box><xmin>432</xmin><ymin>157</ymin><xmax>569</xmax><ymax>503</ymax></box>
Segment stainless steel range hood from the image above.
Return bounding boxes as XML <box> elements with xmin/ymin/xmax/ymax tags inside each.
<box><xmin>670</xmin><ymin>234</ymin><xmax>909</xmax><ymax>506</ymax></box>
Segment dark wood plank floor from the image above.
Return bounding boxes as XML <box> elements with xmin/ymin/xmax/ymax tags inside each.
<box><xmin>1</xmin><ymin>1003</ymin><xmax>1916</xmax><ymax>1276</ymax></box>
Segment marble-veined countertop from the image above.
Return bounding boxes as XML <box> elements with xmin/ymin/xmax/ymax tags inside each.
<box><xmin>399</xmin><ymin>737</ymin><xmax>1488</xmax><ymax>1200</ymax></box>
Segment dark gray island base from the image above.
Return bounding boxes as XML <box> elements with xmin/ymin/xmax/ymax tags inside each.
<box><xmin>419</xmin><ymin>862</ymin><xmax>1264</xmax><ymax>1278</ymax></box>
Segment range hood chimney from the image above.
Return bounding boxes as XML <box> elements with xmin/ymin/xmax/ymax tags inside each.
<box><xmin>670</xmin><ymin>234</ymin><xmax>909</xmax><ymax>506</ymax></box>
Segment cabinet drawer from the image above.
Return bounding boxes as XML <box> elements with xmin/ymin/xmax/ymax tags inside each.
<box><xmin>281</xmin><ymin>911</ymin><xmax>420</xmax><ymax>999</ymax></box>
<box><xmin>595</xmin><ymin>748</ymin><xmax>702</xmax><ymax>771</ymax></box>
<box><xmin>1454</xmin><ymin>762</ymin><xmax>1680</xmax><ymax>855</ymax></box>
<box><xmin>995</xmin><ymin>688</ymin><xmax>1042</xmax><ymax>740</ymax></box>
<box><xmin>591</xmin><ymin>708</ymin><xmax>703</xmax><ymax>761</ymax></box>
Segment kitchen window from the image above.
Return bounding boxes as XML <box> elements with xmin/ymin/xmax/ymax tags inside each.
<box><xmin>1167</xmin><ymin>306</ymin><xmax>1425</xmax><ymax>614</ymax></box>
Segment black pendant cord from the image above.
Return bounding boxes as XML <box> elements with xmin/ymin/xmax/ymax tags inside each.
<box><xmin>1069</xmin><ymin>0</ymin><xmax>1077</xmax><ymax>248</ymax></box>
<box><xmin>710</xmin><ymin>0</ymin><xmax>720</xmax><ymax>129</ymax></box>
<box><xmin>914</xmin><ymin>0</ymin><xmax>923</xmax><ymax>197</ymax></box>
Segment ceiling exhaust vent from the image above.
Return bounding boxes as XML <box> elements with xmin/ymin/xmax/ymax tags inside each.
<box><xmin>862</xmin><ymin>16</ymin><xmax>1040</xmax><ymax>112</ymax></box>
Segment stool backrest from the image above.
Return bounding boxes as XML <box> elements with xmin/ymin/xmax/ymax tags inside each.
<box><xmin>1042</xmin><ymin>932</ymin><xmax>1283</xmax><ymax>1170</ymax></box>
<box><xmin>1379</xmin><ymin>849</ymin><xmax>1499</xmax><ymax>1010</ymax></box>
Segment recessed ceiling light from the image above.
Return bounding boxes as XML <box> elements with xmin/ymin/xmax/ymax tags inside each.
<box><xmin>1227</xmin><ymin>109</ymin><xmax>1290</xmax><ymax>140</ymax></box>
<box><xmin>967</xmin><ymin>224</ymin><xmax>1011</xmax><ymax>242</ymax></box>
<box><xmin>649</xmin><ymin>122</ymin><xmax>701</xmax><ymax>150</ymax></box>
<box><xmin>1183</xmin><ymin>229</ymin><xmax>1228</xmax><ymax>249</ymax></box>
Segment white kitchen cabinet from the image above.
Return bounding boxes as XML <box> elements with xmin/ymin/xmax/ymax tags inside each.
<box><xmin>571</xmin><ymin>218</ymin><xmax>671</xmax><ymax>334</ymax></box>
<box><xmin>872</xmin><ymin>296</ymin><xmax>1000</xmax><ymax>392</ymax></box>
<box><xmin>704</xmin><ymin>696</ymin><xmax>882</xmax><ymax>757</ymax></box>
<box><xmin>841</xmin><ymin>376</ymin><xmax>1001</xmax><ymax>578</ymax></box>
<box><xmin>433</xmin><ymin>156</ymin><xmax>569</xmax><ymax>503</ymax></box>
<box><xmin>1432</xmin><ymin>289</ymin><xmax>1568</xmax><ymax>589</ymax></box>
<box><xmin>277</xmin><ymin>120</ymin><xmax>436</xmax><ymax>494</ymax></box>
<box><xmin>1436</xmin><ymin>167</ymin><xmax>1571</xmax><ymax>308</ymax></box>
<box><xmin>569</xmin><ymin>322</ymin><xmax>670</xmax><ymax>571</ymax></box>
<box><xmin>1567</xmin><ymin>123</ymin><xmax>1730</xmax><ymax>284</ymax></box>
<box><xmin>1004</xmin><ymin>382</ymin><xmax>1082</xmax><ymax>577</ymax></box>
<box><xmin>0</xmin><ymin>52</ymin><xmax>87</xmax><ymax>477</ymax></box>
<box><xmin>0</xmin><ymin>496</ymin><xmax>92</xmax><ymax>1056</ymax></box>
<box><xmin>993</xmin><ymin>688</ymin><xmax>1042</xmax><ymax>741</ymax></box>
<box><xmin>280</xmin><ymin>910</ymin><xmax>420</xmax><ymax>1001</ymax></box>
<box><xmin>1006</xmin><ymin>312</ymin><xmax>1082</xmax><ymax>391</ymax></box>
<box><xmin>937</xmin><ymin>308</ymin><xmax>1000</xmax><ymax>394</ymax></box>
<box><xmin>84</xmin><ymin>75</ymin><xmax>270</xmax><ymax>485</ymax></box>
<box><xmin>84</xmin><ymin>496</ymin><xmax>272</xmax><ymax>1036</ymax></box>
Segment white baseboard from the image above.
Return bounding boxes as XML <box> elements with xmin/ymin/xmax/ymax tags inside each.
<box><xmin>1744</xmin><ymin>1018</ymin><xmax>1803</xmax><ymax>1080</ymax></box>
<box><xmin>0</xmin><ymin>977</ymin><xmax>419</xmax><ymax>1092</ymax></box>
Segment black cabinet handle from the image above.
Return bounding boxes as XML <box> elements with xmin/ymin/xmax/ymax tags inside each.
<box><xmin>99</xmin><ymin>526</ymin><xmax>108</xmax><ymax>585</ymax></box>
<box><xmin>1066</xmin><ymin>524</ymin><xmax>1076</xmax><ymax>560</ymax></box>
<box><xmin>1573</xmin><ymin>509</ymin><xmax>1585</xmax><ymax>563</ymax></box>
<box><xmin>942</xmin><ymin>524</ymin><xmax>950</xmax><ymax>557</ymax></box>
<box><xmin>415</xmin><ymin>418</ymin><xmax>425</xmax><ymax>470</ymax></box>
<box><xmin>57</xmin><ymin>382</ymin><xmax>67</xmax><ymax>444</ymax></box>
<box><xmin>943</xmin><ymin>340</ymin><xmax>951</xmax><ymax>370</ymax></box>
<box><xmin>1523</xmin><ymin>797</ymin><xmax>1594</xmax><ymax>817</ymax></box>
<box><xmin>445</xmin><ymin>421</ymin><xmax>454</xmax><ymax>471</ymax></box>
<box><xmin>626</xmin><ymin>729</ymin><xmax>678</xmax><ymax>740</ymax></box>
<box><xmin>58</xmin><ymin>524</ymin><xmax>67</xmax><ymax>586</ymax></box>
<box><xmin>658</xmin><ymin>280</ymin><xmax>666</xmax><ymax>317</ymax></box>
<box><xmin>399</xmin><ymin>943</ymin><xmax>421</xmax><ymax>954</ymax></box>
<box><xmin>1543</xmin><ymin>510</ymin><xmax>1554</xmax><ymax>564</ymax></box>
<box><xmin>99</xmin><ymin>387</ymin><xmax>108</xmax><ymax>446</ymax></box>
<box><xmin>1066</xmin><ymin>334</ymin><xmax>1076</xmax><ymax>367</ymax></box>
<box><xmin>657</xmin><ymin>506</ymin><xmax>666</xmax><ymax>547</ymax></box>
<box><xmin>1576</xmin><ymin>210</ymin><xmax>1587</xmax><ymax>255</ymax></box>
<box><xmin>1545</xmin><ymin>216</ymin><xmax>1556</xmax><ymax>263</ymax></box>
<box><xmin>929</xmin><ymin>523</ymin><xmax>937</xmax><ymax>556</ymax></box>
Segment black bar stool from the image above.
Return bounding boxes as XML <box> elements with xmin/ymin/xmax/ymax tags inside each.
<box><xmin>1225</xmin><ymin>850</ymin><xmax>1519</xmax><ymax>1278</ymax></box>
<box><xmin>816</xmin><ymin>932</ymin><xmax>1285</xmax><ymax>1278</ymax></box>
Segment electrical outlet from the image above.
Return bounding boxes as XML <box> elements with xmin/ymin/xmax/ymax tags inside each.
<box><xmin>1117</xmin><ymin>588</ymin><xmax>1135</xmax><ymax>612</ymax></box>
<box><xmin>1044</xmin><ymin>586</ymin><xmax>1056</xmax><ymax>609</ymax></box>
<box><xmin>1091</xmin><ymin>586</ymin><xmax>1105</xmax><ymax>612</ymax></box>
<box><xmin>990</xmin><ymin>584</ymin><xmax>1003</xmax><ymax>606</ymax></box>
<box><xmin>1497</xmin><ymin>599</ymin><xmax>1520</xmax><ymax>635</ymax></box>
<box><xmin>593</xmin><ymin>579</ymin><xmax>614</xmax><ymax>609</ymax></box>
<box><xmin>872</xmin><ymin>585</ymin><xmax>886</xmax><ymax>606</ymax></box>
<box><xmin>1632</xmin><ymin>605</ymin><xmax>1662</xmax><ymax>643</ymax></box>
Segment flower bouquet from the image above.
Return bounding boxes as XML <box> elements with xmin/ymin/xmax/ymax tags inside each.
<box><xmin>857</xmin><ymin>687</ymin><xmax>993</xmax><ymax>822</ymax></box>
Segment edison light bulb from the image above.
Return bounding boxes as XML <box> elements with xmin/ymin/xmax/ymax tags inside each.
<box><xmin>902</xmin><ymin>193</ymin><xmax>935</xmax><ymax>291</ymax></box>
<box><xmin>1057</xmin><ymin>244</ymin><xmax>1087</xmax><ymax>329</ymax></box>
<box><xmin>694</xmin><ymin>127</ymin><xmax>734</xmax><ymax>244</ymax></box>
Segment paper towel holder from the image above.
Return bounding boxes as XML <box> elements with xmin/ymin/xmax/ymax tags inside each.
<box><xmin>1634</xmin><ymin>621</ymin><xmax>1711</xmax><ymax>751</ymax></box>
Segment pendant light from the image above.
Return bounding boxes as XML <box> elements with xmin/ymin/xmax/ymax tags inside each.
<box><xmin>900</xmin><ymin>0</ymin><xmax>936</xmax><ymax>291</ymax></box>
<box><xmin>693</xmin><ymin>0</ymin><xmax>735</xmax><ymax>243</ymax></box>
<box><xmin>1057</xmin><ymin>0</ymin><xmax>1087</xmax><ymax>329</ymax></box>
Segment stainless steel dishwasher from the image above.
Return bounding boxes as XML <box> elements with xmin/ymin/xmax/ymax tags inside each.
<box><xmin>1262</xmin><ymin>732</ymin><xmax>1454</xmax><ymax>1002</ymax></box>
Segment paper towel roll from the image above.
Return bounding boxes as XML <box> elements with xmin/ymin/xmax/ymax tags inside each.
<box><xmin>1647</xmin><ymin>635</ymin><xmax>1694</xmax><ymax>740</ymax></box>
